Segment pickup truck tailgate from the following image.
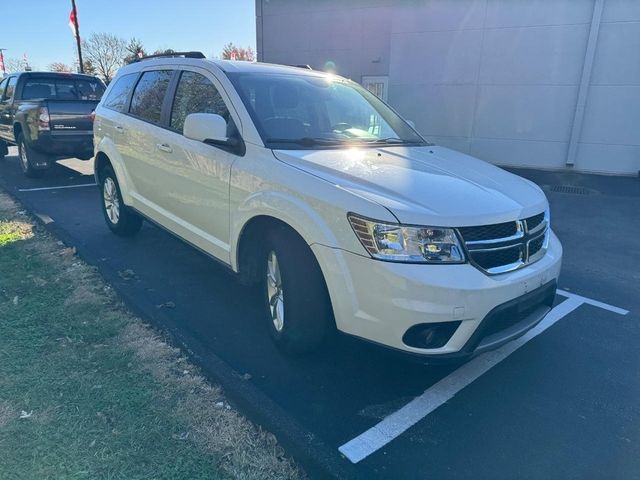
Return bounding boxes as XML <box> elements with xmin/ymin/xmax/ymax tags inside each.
<box><xmin>48</xmin><ymin>100</ymin><xmax>99</xmax><ymax>134</ymax></box>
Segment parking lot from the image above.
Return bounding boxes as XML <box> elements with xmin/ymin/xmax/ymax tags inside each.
<box><xmin>1</xmin><ymin>148</ymin><xmax>638</xmax><ymax>479</ymax></box>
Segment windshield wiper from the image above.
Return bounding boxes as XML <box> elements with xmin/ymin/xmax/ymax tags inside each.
<box><xmin>265</xmin><ymin>137</ymin><xmax>345</xmax><ymax>147</ymax></box>
<box><xmin>367</xmin><ymin>137</ymin><xmax>410</xmax><ymax>144</ymax></box>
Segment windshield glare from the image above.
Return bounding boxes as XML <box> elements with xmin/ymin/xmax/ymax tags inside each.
<box><xmin>228</xmin><ymin>72</ymin><xmax>426</xmax><ymax>148</ymax></box>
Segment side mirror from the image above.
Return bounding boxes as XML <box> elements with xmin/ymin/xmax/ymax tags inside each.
<box><xmin>184</xmin><ymin>113</ymin><xmax>227</xmax><ymax>143</ymax></box>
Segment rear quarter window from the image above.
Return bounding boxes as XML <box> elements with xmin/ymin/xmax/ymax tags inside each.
<box><xmin>102</xmin><ymin>73</ymin><xmax>138</xmax><ymax>112</ymax></box>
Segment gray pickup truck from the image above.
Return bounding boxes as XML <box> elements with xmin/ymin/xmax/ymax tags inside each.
<box><xmin>0</xmin><ymin>72</ymin><xmax>105</xmax><ymax>177</ymax></box>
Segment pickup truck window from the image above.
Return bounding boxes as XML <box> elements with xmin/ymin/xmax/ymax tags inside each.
<box><xmin>170</xmin><ymin>71</ymin><xmax>230</xmax><ymax>133</ymax></box>
<box><xmin>21</xmin><ymin>77</ymin><xmax>105</xmax><ymax>101</ymax></box>
<box><xmin>103</xmin><ymin>73</ymin><xmax>138</xmax><ymax>112</ymax></box>
<box><xmin>0</xmin><ymin>78</ymin><xmax>7</xmax><ymax>99</ymax></box>
<box><xmin>129</xmin><ymin>70</ymin><xmax>173</xmax><ymax>125</ymax></box>
<box><xmin>75</xmin><ymin>79</ymin><xmax>105</xmax><ymax>100</ymax></box>
<box><xmin>4</xmin><ymin>77</ymin><xmax>17</xmax><ymax>102</ymax></box>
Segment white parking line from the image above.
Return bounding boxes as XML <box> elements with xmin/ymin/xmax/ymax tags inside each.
<box><xmin>18</xmin><ymin>183</ymin><xmax>96</xmax><ymax>192</ymax></box>
<box><xmin>339</xmin><ymin>292</ymin><xmax>629</xmax><ymax>464</ymax></box>
<box><xmin>557</xmin><ymin>289</ymin><xmax>629</xmax><ymax>315</ymax></box>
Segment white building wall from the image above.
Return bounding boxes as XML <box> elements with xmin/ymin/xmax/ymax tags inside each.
<box><xmin>256</xmin><ymin>0</ymin><xmax>640</xmax><ymax>175</ymax></box>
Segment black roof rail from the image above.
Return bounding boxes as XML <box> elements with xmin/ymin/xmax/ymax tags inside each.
<box><xmin>130</xmin><ymin>51</ymin><xmax>206</xmax><ymax>63</ymax></box>
<box><xmin>292</xmin><ymin>64</ymin><xmax>312</xmax><ymax>70</ymax></box>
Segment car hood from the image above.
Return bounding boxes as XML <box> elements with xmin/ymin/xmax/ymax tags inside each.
<box><xmin>273</xmin><ymin>145</ymin><xmax>548</xmax><ymax>226</ymax></box>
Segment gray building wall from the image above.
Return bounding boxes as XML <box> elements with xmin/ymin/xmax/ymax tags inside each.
<box><xmin>256</xmin><ymin>0</ymin><xmax>640</xmax><ymax>175</ymax></box>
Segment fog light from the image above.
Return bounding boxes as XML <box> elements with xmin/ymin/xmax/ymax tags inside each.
<box><xmin>402</xmin><ymin>321</ymin><xmax>461</xmax><ymax>349</ymax></box>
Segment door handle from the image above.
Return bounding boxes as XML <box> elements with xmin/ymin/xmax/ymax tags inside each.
<box><xmin>114</xmin><ymin>125</ymin><xmax>125</xmax><ymax>134</ymax></box>
<box><xmin>156</xmin><ymin>143</ymin><xmax>173</xmax><ymax>153</ymax></box>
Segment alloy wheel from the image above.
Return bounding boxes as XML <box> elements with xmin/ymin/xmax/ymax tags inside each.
<box><xmin>267</xmin><ymin>250</ymin><xmax>285</xmax><ymax>332</ymax></box>
<box><xmin>103</xmin><ymin>177</ymin><xmax>120</xmax><ymax>224</ymax></box>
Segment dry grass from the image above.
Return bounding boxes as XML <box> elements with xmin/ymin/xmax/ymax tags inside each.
<box><xmin>0</xmin><ymin>191</ymin><xmax>305</xmax><ymax>479</ymax></box>
<box><xmin>118</xmin><ymin>323</ymin><xmax>304</xmax><ymax>479</ymax></box>
<box><xmin>0</xmin><ymin>402</ymin><xmax>15</xmax><ymax>428</ymax></box>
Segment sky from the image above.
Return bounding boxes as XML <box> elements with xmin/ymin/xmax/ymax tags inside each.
<box><xmin>1</xmin><ymin>0</ymin><xmax>256</xmax><ymax>70</ymax></box>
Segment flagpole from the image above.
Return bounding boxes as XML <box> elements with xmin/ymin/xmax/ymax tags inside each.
<box><xmin>71</xmin><ymin>0</ymin><xmax>84</xmax><ymax>73</ymax></box>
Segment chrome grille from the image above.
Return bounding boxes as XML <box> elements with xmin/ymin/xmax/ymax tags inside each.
<box><xmin>458</xmin><ymin>211</ymin><xmax>550</xmax><ymax>275</ymax></box>
<box><xmin>458</xmin><ymin>221</ymin><xmax>517</xmax><ymax>242</ymax></box>
<box><xmin>525</xmin><ymin>212</ymin><xmax>545</xmax><ymax>232</ymax></box>
<box><xmin>528</xmin><ymin>234</ymin><xmax>545</xmax><ymax>256</ymax></box>
<box><xmin>471</xmin><ymin>245</ymin><xmax>523</xmax><ymax>270</ymax></box>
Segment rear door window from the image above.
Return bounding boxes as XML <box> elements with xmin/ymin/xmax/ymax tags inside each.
<box><xmin>102</xmin><ymin>73</ymin><xmax>138</xmax><ymax>112</ymax></box>
<box><xmin>129</xmin><ymin>70</ymin><xmax>173</xmax><ymax>125</ymax></box>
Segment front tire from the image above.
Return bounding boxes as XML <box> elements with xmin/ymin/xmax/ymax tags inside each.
<box><xmin>100</xmin><ymin>166</ymin><xmax>143</xmax><ymax>236</ymax></box>
<box><xmin>17</xmin><ymin>133</ymin><xmax>50</xmax><ymax>178</ymax></box>
<box><xmin>261</xmin><ymin>227</ymin><xmax>334</xmax><ymax>354</ymax></box>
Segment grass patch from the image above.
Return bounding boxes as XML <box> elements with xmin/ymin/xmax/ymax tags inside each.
<box><xmin>0</xmin><ymin>192</ymin><xmax>304</xmax><ymax>480</ymax></box>
<box><xmin>0</xmin><ymin>220</ymin><xmax>32</xmax><ymax>246</ymax></box>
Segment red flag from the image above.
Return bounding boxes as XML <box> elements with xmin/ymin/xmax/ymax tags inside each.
<box><xmin>0</xmin><ymin>51</ymin><xmax>5</xmax><ymax>73</ymax></box>
<box><xmin>69</xmin><ymin>8</ymin><xmax>79</xmax><ymax>38</ymax></box>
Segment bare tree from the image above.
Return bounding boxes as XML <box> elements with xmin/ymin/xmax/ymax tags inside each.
<box><xmin>48</xmin><ymin>62</ymin><xmax>73</xmax><ymax>73</ymax></box>
<box><xmin>4</xmin><ymin>57</ymin><xmax>27</xmax><ymax>73</ymax></box>
<box><xmin>81</xmin><ymin>33</ymin><xmax>127</xmax><ymax>83</ymax></box>
<box><xmin>221</xmin><ymin>43</ymin><xmax>255</xmax><ymax>61</ymax></box>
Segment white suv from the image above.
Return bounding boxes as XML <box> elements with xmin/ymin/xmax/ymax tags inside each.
<box><xmin>94</xmin><ymin>52</ymin><xmax>562</xmax><ymax>360</ymax></box>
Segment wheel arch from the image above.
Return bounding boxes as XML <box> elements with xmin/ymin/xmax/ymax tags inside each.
<box><xmin>94</xmin><ymin>137</ymin><xmax>134</xmax><ymax>205</ymax></box>
<box><xmin>94</xmin><ymin>151</ymin><xmax>112</xmax><ymax>184</ymax></box>
<box><xmin>232</xmin><ymin>192</ymin><xmax>341</xmax><ymax>286</ymax></box>
<box><xmin>13</xmin><ymin>122</ymin><xmax>23</xmax><ymax>141</ymax></box>
<box><xmin>235</xmin><ymin>212</ymin><xmax>338</xmax><ymax>334</ymax></box>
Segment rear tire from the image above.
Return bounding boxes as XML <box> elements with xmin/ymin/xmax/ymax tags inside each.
<box><xmin>100</xmin><ymin>166</ymin><xmax>143</xmax><ymax>236</ymax></box>
<box><xmin>17</xmin><ymin>133</ymin><xmax>51</xmax><ymax>178</ymax></box>
<box><xmin>261</xmin><ymin>226</ymin><xmax>334</xmax><ymax>354</ymax></box>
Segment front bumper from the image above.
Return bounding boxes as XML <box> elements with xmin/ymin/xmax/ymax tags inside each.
<box><xmin>311</xmin><ymin>230</ymin><xmax>562</xmax><ymax>359</ymax></box>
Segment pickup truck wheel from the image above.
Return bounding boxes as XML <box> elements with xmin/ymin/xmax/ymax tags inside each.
<box><xmin>100</xmin><ymin>166</ymin><xmax>143</xmax><ymax>236</ymax></box>
<box><xmin>17</xmin><ymin>133</ymin><xmax>40</xmax><ymax>178</ymax></box>
<box><xmin>17</xmin><ymin>133</ymin><xmax>48</xmax><ymax>178</ymax></box>
<box><xmin>261</xmin><ymin>227</ymin><xmax>334</xmax><ymax>354</ymax></box>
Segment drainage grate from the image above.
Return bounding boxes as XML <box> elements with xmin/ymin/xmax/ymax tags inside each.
<box><xmin>549</xmin><ymin>185</ymin><xmax>592</xmax><ymax>195</ymax></box>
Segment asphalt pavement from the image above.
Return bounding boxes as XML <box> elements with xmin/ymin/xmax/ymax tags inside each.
<box><xmin>1</xmin><ymin>148</ymin><xmax>638</xmax><ymax>479</ymax></box>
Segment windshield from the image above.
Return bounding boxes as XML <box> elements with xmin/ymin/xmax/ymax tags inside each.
<box><xmin>227</xmin><ymin>72</ymin><xmax>427</xmax><ymax>149</ymax></box>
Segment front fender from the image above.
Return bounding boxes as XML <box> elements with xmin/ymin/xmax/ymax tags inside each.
<box><xmin>95</xmin><ymin>136</ymin><xmax>134</xmax><ymax>206</ymax></box>
<box><xmin>230</xmin><ymin>191</ymin><xmax>346</xmax><ymax>272</ymax></box>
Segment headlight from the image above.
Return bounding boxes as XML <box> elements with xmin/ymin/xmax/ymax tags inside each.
<box><xmin>348</xmin><ymin>214</ymin><xmax>466</xmax><ymax>264</ymax></box>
